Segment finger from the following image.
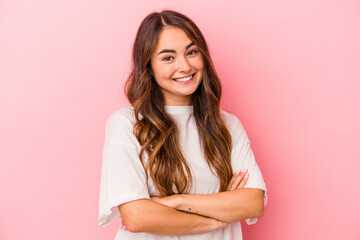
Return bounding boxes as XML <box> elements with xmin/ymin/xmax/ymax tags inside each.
<box><xmin>226</xmin><ymin>171</ymin><xmax>238</xmax><ymax>190</ymax></box>
<box><xmin>227</xmin><ymin>169</ymin><xmax>246</xmax><ymax>191</ymax></box>
<box><xmin>238</xmin><ymin>172</ymin><xmax>249</xmax><ymax>189</ymax></box>
<box><xmin>231</xmin><ymin>168</ymin><xmax>247</xmax><ymax>189</ymax></box>
<box><xmin>220</xmin><ymin>220</ymin><xmax>231</xmax><ymax>228</ymax></box>
<box><xmin>121</xmin><ymin>220</ymin><xmax>127</xmax><ymax>230</ymax></box>
<box><xmin>226</xmin><ymin>169</ymin><xmax>241</xmax><ymax>191</ymax></box>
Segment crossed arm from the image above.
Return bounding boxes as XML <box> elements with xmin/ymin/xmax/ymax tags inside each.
<box><xmin>118</xmin><ymin>169</ymin><xmax>265</xmax><ymax>235</ymax></box>
<box><xmin>157</xmin><ymin>187</ymin><xmax>265</xmax><ymax>223</ymax></box>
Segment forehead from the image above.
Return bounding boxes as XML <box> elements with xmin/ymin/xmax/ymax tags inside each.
<box><xmin>155</xmin><ymin>26</ymin><xmax>192</xmax><ymax>50</ymax></box>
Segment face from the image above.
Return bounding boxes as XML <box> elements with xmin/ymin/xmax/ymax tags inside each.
<box><xmin>150</xmin><ymin>26</ymin><xmax>204</xmax><ymax>106</ymax></box>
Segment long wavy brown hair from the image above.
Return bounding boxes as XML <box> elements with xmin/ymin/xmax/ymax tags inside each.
<box><xmin>125</xmin><ymin>10</ymin><xmax>233</xmax><ymax>197</ymax></box>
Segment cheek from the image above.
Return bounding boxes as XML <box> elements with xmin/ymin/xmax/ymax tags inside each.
<box><xmin>158</xmin><ymin>65</ymin><xmax>175</xmax><ymax>79</ymax></box>
<box><xmin>190</xmin><ymin>57</ymin><xmax>204</xmax><ymax>70</ymax></box>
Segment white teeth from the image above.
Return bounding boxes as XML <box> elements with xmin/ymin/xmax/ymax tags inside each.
<box><xmin>174</xmin><ymin>75</ymin><xmax>193</xmax><ymax>82</ymax></box>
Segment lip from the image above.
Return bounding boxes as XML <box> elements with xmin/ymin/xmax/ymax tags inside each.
<box><xmin>172</xmin><ymin>73</ymin><xmax>196</xmax><ymax>85</ymax></box>
<box><xmin>172</xmin><ymin>73</ymin><xmax>195</xmax><ymax>80</ymax></box>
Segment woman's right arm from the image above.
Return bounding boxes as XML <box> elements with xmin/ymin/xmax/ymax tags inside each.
<box><xmin>118</xmin><ymin>199</ymin><xmax>229</xmax><ymax>235</ymax></box>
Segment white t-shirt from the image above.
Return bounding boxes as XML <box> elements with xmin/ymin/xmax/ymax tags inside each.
<box><xmin>98</xmin><ymin>105</ymin><xmax>267</xmax><ymax>240</ymax></box>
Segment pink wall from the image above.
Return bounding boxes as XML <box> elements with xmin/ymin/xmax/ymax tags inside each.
<box><xmin>1</xmin><ymin>0</ymin><xmax>359</xmax><ymax>239</ymax></box>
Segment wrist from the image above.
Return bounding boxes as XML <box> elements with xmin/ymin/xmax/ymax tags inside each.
<box><xmin>208</xmin><ymin>217</ymin><xmax>220</xmax><ymax>231</ymax></box>
<box><xmin>174</xmin><ymin>194</ymin><xmax>184</xmax><ymax>209</ymax></box>
<box><xmin>176</xmin><ymin>194</ymin><xmax>186</xmax><ymax>210</ymax></box>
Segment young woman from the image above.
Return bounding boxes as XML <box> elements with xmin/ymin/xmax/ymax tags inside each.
<box><xmin>98</xmin><ymin>10</ymin><xmax>267</xmax><ymax>240</ymax></box>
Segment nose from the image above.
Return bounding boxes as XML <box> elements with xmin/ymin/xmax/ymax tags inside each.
<box><xmin>177</xmin><ymin>56</ymin><xmax>191</xmax><ymax>73</ymax></box>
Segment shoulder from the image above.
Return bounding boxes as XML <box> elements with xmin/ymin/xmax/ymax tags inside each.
<box><xmin>104</xmin><ymin>106</ymin><xmax>138</xmax><ymax>145</ymax></box>
<box><xmin>220</xmin><ymin>109</ymin><xmax>244</xmax><ymax>131</ymax></box>
<box><xmin>220</xmin><ymin>109</ymin><xmax>250</xmax><ymax>145</ymax></box>
<box><xmin>106</xmin><ymin>106</ymin><xmax>136</xmax><ymax>129</ymax></box>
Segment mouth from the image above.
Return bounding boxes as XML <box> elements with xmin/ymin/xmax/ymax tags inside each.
<box><xmin>172</xmin><ymin>73</ymin><xmax>196</xmax><ymax>83</ymax></box>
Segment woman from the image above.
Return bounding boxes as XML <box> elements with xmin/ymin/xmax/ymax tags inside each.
<box><xmin>98</xmin><ymin>9</ymin><xmax>267</xmax><ymax>239</ymax></box>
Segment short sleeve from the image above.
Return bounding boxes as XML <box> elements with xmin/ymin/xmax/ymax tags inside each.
<box><xmin>98</xmin><ymin>109</ymin><xmax>150</xmax><ymax>227</ymax></box>
<box><xmin>232</xmin><ymin>143</ymin><xmax>268</xmax><ymax>225</ymax></box>
<box><xmin>224</xmin><ymin>112</ymin><xmax>268</xmax><ymax>225</ymax></box>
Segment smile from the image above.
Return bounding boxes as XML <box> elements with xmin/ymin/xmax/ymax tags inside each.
<box><xmin>173</xmin><ymin>73</ymin><xmax>195</xmax><ymax>82</ymax></box>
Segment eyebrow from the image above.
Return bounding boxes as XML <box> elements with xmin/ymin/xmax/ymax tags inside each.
<box><xmin>157</xmin><ymin>42</ymin><xmax>195</xmax><ymax>55</ymax></box>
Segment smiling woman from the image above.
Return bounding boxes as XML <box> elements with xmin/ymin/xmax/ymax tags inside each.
<box><xmin>98</xmin><ymin>9</ymin><xmax>267</xmax><ymax>240</ymax></box>
<box><xmin>150</xmin><ymin>27</ymin><xmax>203</xmax><ymax>106</ymax></box>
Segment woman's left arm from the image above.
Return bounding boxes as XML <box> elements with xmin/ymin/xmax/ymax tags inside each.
<box><xmin>175</xmin><ymin>188</ymin><xmax>264</xmax><ymax>223</ymax></box>
<box><xmin>151</xmin><ymin>172</ymin><xmax>265</xmax><ymax>223</ymax></box>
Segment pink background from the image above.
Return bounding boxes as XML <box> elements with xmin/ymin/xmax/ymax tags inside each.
<box><xmin>1</xmin><ymin>0</ymin><xmax>359</xmax><ymax>239</ymax></box>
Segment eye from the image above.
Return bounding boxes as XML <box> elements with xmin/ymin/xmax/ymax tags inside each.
<box><xmin>163</xmin><ymin>56</ymin><xmax>174</xmax><ymax>61</ymax></box>
<box><xmin>187</xmin><ymin>50</ymin><xmax>198</xmax><ymax>56</ymax></box>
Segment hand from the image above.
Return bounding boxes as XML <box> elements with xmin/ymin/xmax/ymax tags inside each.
<box><xmin>120</xmin><ymin>218</ymin><xmax>127</xmax><ymax>231</ymax></box>
<box><xmin>226</xmin><ymin>168</ymin><xmax>249</xmax><ymax>191</ymax></box>
<box><xmin>150</xmin><ymin>194</ymin><xmax>179</xmax><ymax>209</ymax></box>
<box><xmin>211</xmin><ymin>218</ymin><xmax>231</xmax><ymax>230</ymax></box>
